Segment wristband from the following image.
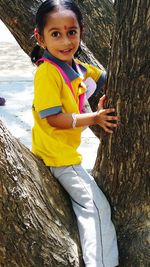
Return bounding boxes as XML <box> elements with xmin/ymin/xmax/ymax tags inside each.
<box><xmin>72</xmin><ymin>113</ymin><xmax>77</xmax><ymax>128</ymax></box>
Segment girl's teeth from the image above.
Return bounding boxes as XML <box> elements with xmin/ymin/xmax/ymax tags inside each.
<box><xmin>62</xmin><ymin>49</ymin><xmax>71</xmax><ymax>52</ymax></box>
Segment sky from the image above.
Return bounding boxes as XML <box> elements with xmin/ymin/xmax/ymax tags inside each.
<box><xmin>0</xmin><ymin>20</ymin><xmax>16</xmax><ymax>43</ymax></box>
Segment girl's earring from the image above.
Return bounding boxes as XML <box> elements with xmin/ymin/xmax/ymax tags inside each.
<box><xmin>42</xmin><ymin>45</ymin><xmax>46</xmax><ymax>50</ymax></box>
<box><xmin>33</xmin><ymin>28</ymin><xmax>46</xmax><ymax>49</ymax></box>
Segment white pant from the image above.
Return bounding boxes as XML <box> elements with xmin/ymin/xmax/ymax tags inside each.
<box><xmin>50</xmin><ymin>164</ymin><xmax>119</xmax><ymax>267</ymax></box>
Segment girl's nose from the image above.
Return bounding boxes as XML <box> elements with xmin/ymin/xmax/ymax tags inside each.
<box><xmin>62</xmin><ymin>36</ymin><xmax>71</xmax><ymax>46</ymax></box>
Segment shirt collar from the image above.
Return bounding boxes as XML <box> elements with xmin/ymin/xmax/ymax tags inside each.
<box><xmin>43</xmin><ymin>50</ymin><xmax>87</xmax><ymax>81</ymax></box>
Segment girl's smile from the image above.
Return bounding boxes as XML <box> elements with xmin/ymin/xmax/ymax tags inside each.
<box><xmin>59</xmin><ymin>48</ymin><xmax>73</xmax><ymax>54</ymax></box>
<box><xmin>39</xmin><ymin>8</ymin><xmax>81</xmax><ymax>65</ymax></box>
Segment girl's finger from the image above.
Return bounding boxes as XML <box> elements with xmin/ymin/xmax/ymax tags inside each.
<box><xmin>105</xmin><ymin>121</ymin><xmax>118</xmax><ymax>128</ymax></box>
<box><xmin>105</xmin><ymin>108</ymin><xmax>115</xmax><ymax>114</ymax></box>
<box><xmin>98</xmin><ymin>94</ymin><xmax>107</xmax><ymax>110</ymax></box>
<box><xmin>102</xmin><ymin>125</ymin><xmax>113</xmax><ymax>134</ymax></box>
<box><xmin>105</xmin><ymin>116</ymin><xmax>119</xmax><ymax>122</ymax></box>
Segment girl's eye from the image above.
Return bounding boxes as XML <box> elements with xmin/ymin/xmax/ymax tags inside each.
<box><xmin>51</xmin><ymin>31</ymin><xmax>60</xmax><ymax>37</ymax></box>
<box><xmin>68</xmin><ymin>30</ymin><xmax>77</xmax><ymax>36</ymax></box>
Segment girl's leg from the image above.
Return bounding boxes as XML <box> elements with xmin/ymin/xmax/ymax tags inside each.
<box><xmin>50</xmin><ymin>164</ymin><xmax>119</xmax><ymax>267</ymax></box>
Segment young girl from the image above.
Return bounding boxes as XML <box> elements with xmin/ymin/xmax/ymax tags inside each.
<box><xmin>31</xmin><ymin>1</ymin><xmax>119</xmax><ymax>266</ymax></box>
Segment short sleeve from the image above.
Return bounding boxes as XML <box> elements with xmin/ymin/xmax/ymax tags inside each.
<box><xmin>77</xmin><ymin>60</ymin><xmax>107</xmax><ymax>95</ymax></box>
<box><xmin>77</xmin><ymin>61</ymin><xmax>101</xmax><ymax>82</ymax></box>
<box><xmin>33</xmin><ymin>63</ymin><xmax>63</xmax><ymax>118</ymax></box>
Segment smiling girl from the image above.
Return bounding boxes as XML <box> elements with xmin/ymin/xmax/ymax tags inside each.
<box><xmin>31</xmin><ymin>1</ymin><xmax>119</xmax><ymax>266</ymax></box>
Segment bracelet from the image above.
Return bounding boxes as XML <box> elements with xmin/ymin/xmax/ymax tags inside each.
<box><xmin>71</xmin><ymin>113</ymin><xmax>77</xmax><ymax>128</ymax></box>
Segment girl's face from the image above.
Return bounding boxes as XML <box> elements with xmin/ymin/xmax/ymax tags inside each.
<box><xmin>39</xmin><ymin>8</ymin><xmax>81</xmax><ymax>65</ymax></box>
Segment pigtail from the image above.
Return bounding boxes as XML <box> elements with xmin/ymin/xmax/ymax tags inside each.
<box><xmin>30</xmin><ymin>44</ymin><xmax>43</xmax><ymax>64</ymax></box>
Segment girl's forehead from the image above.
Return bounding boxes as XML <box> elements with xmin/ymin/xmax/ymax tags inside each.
<box><xmin>45</xmin><ymin>9</ymin><xmax>79</xmax><ymax>28</ymax></box>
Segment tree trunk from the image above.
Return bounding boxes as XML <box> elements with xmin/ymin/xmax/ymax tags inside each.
<box><xmin>0</xmin><ymin>0</ymin><xmax>113</xmax><ymax>68</ymax></box>
<box><xmin>76</xmin><ymin>0</ymin><xmax>114</xmax><ymax>67</ymax></box>
<box><xmin>0</xmin><ymin>120</ymin><xmax>84</xmax><ymax>267</ymax></box>
<box><xmin>93</xmin><ymin>0</ymin><xmax>150</xmax><ymax>266</ymax></box>
<box><xmin>0</xmin><ymin>0</ymin><xmax>150</xmax><ymax>266</ymax></box>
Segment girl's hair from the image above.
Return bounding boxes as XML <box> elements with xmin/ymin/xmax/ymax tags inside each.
<box><xmin>31</xmin><ymin>0</ymin><xmax>83</xmax><ymax>63</ymax></box>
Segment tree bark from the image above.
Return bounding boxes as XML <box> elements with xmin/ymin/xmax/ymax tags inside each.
<box><xmin>0</xmin><ymin>0</ymin><xmax>150</xmax><ymax>266</ymax></box>
<box><xmin>93</xmin><ymin>0</ymin><xmax>150</xmax><ymax>266</ymax></box>
<box><xmin>76</xmin><ymin>0</ymin><xmax>114</xmax><ymax>67</ymax></box>
<box><xmin>0</xmin><ymin>120</ymin><xmax>84</xmax><ymax>267</ymax></box>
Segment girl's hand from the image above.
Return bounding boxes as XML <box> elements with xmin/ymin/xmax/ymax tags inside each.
<box><xmin>95</xmin><ymin>95</ymin><xmax>119</xmax><ymax>133</ymax></box>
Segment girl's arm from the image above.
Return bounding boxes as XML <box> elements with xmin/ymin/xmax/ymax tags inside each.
<box><xmin>47</xmin><ymin>109</ymin><xmax>118</xmax><ymax>134</ymax></box>
<box><xmin>46</xmin><ymin>95</ymin><xmax>119</xmax><ymax>134</ymax></box>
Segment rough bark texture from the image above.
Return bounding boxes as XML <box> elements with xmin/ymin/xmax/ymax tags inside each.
<box><xmin>0</xmin><ymin>121</ymin><xmax>84</xmax><ymax>267</ymax></box>
<box><xmin>0</xmin><ymin>0</ymin><xmax>150</xmax><ymax>266</ymax></box>
<box><xmin>0</xmin><ymin>0</ymin><xmax>113</xmax><ymax>68</ymax></box>
<box><xmin>93</xmin><ymin>0</ymin><xmax>150</xmax><ymax>266</ymax></box>
<box><xmin>76</xmin><ymin>0</ymin><xmax>114</xmax><ymax>67</ymax></box>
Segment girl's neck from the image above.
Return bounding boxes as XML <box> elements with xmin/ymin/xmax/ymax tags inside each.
<box><xmin>44</xmin><ymin>50</ymin><xmax>74</xmax><ymax>67</ymax></box>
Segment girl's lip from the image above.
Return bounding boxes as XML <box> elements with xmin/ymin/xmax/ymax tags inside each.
<box><xmin>59</xmin><ymin>48</ymin><xmax>72</xmax><ymax>54</ymax></box>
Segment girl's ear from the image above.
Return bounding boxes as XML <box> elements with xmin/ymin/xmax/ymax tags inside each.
<box><xmin>34</xmin><ymin>32</ymin><xmax>46</xmax><ymax>50</ymax></box>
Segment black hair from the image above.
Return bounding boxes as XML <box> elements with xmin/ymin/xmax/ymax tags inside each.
<box><xmin>31</xmin><ymin>0</ymin><xmax>83</xmax><ymax>63</ymax></box>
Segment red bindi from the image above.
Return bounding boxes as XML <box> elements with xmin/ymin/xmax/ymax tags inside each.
<box><xmin>64</xmin><ymin>25</ymin><xmax>67</xmax><ymax>30</ymax></box>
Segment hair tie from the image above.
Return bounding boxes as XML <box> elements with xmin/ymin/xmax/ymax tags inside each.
<box><xmin>34</xmin><ymin>27</ymin><xmax>39</xmax><ymax>34</ymax></box>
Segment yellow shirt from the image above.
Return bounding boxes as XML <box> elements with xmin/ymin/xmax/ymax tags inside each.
<box><xmin>32</xmin><ymin>52</ymin><xmax>105</xmax><ymax>166</ymax></box>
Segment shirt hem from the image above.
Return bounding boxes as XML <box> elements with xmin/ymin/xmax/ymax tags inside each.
<box><xmin>44</xmin><ymin>158</ymin><xmax>82</xmax><ymax>167</ymax></box>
